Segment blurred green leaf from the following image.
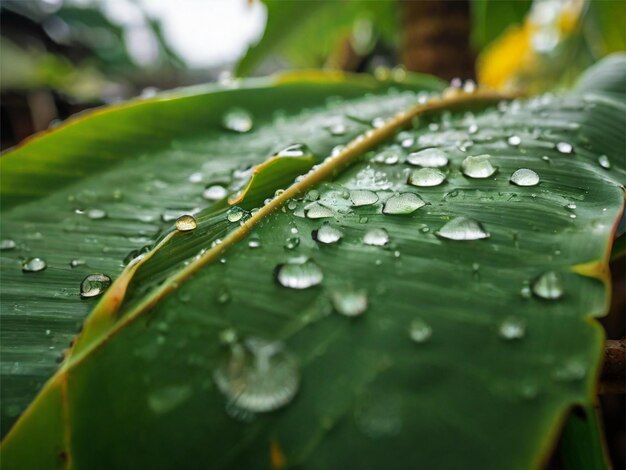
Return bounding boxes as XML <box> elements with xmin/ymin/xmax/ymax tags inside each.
<box><xmin>470</xmin><ymin>0</ymin><xmax>532</xmax><ymax>49</ymax></box>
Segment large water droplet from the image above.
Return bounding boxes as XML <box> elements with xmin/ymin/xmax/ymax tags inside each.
<box><xmin>363</xmin><ymin>228</ymin><xmax>390</xmax><ymax>246</ymax></box>
<box><xmin>175</xmin><ymin>215</ymin><xmax>197</xmax><ymax>232</ymax></box>
<box><xmin>436</xmin><ymin>217</ymin><xmax>490</xmax><ymax>240</ymax></box>
<box><xmin>409</xmin><ymin>319</ymin><xmax>432</xmax><ymax>343</ymax></box>
<box><xmin>498</xmin><ymin>318</ymin><xmax>526</xmax><ymax>340</ymax></box>
<box><xmin>313</xmin><ymin>224</ymin><xmax>343</xmax><ymax>245</ymax></box>
<box><xmin>555</xmin><ymin>142</ymin><xmax>573</xmax><ymax>154</ymax></box>
<box><xmin>383</xmin><ymin>193</ymin><xmax>426</xmax><ymax>215</ymax></box>
<box><xmin>349</xmin><ymin>190</ymin><xmax>379</xmax><ymax>207</ymax></box>
<box><xmin>510</xmin><ymin>168</ymin><xmax>540</xmax><ymax>187</ymax></box>
<box><xmin>598</xmin><ymin>155</ymin><xmax>611</xmax><ymax>169</ymax></box>
<box><xmin>203</xmin><ymin>185</ymin><xmax>228</xmax><ymax>201</ymax></box>
<box><xmin>222</xmin><ymin>108</ymin><xmax>253</xmax><ymax>133</ymax></box>
<box><xmin>331</xmin><ymin>289</ymin><xmax>368</xmax><ymax>317</ymax></box>
<box><xmin>22</xmin><ymin>258</ymin><xmax>47</xmax><ymax>272</ymax></box>
<box><xmin>276</xmin><ymin>258</ymin><xmax>323</xmax><ymax>289</ymax></box>
<box><xmin>214</xmin><ymin>338</ymin><xmax>299</xmax><ymax>413</ymax></box>
<box><xmin>304</xmin><ymin>202</ymin><xmax>334</xmax><ymax>219</ymax></box>
<box><xmin>406</xmin><ymin>148</ymin><xmax>448</xmax><ymax>168</ymax></box>
<box><xmin>86</xmin><ymin>208</ymin><xmax>107</xmax><ymax>220</ymax></box>
<box><xmin>408</xmin><ymin>168</ymin><xmax>446</xmax><ymax>187</ymax></box>
<box><xmin>531</xmin><ymin>271</ymin><xmax>563</xmax><ymax>300</ymax></box>
<box><xmin>0</xmin><ymin>239</ymin><xmax>16</xmax><ymax>251</ymax></box>
<box><xmin>227</xmin><ymin>207</ymin><xmax>245</xmax><ymax>223</ymax></box>
<box><xmin>461</xmin><ymin>155</ymin><xmax>497</xmax><ymax>178</ymax></box>
<box><xmin>80</xmin><ymin>273</ymin><xmax>111</xmax><ymax>298</ymax></box>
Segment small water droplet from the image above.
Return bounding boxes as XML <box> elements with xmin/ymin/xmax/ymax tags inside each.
<box><xmin>222</xmin><ymin>108</ymin><xmax>253</xmax><ymax>133</ymax></box>
<box><xmin>520</xmin><ymin>286</ymin><xmax>531</xmax><ymax>298</ymax></box>
<box><xmin>510</xmin><ymin>168</ymin><xmax>540</xmax><ymax>187</ymax></box>
<box><xmin>531</xmin><ymin>271</ymin><xmax>563</xmax><ymax>300</ymax></box>
<box><xmin>248</xmin><ymin>238</ymin><xmax>261</xmax><ymax>249</ymax></box>
<box><xmin>331</xmin><ymin>289</ymin><xmax>368</xmax><ymax>317</ymax></box>
<box><xmin>305</xmin><ymin>202</ymin><xmax>334</xmax><ymax>219</ymax></box>
<box><xmin>188</xmin><ymin>172</ymin><xmax>203</xmax><ymax>183</ymax></box>
<box><xmin>313</xmin><ymin>224</ymin><xmax>343</xmax><ymax>245</ymax></box>
<box><xmin>598</xmin><ymin>155</ymin><xmax>611</xmax><ymax>169</ymax></box>
<box><xmin>408</xmin><ymin>168</ymin><xmax>446</xmax><ymax>187</ymax></box>
<box><xmin>566</xmin><ymin>203</ymin><xmax>577</xmax><ymax>210</ymax></box>
<box><xmin>461</xmin><ymin>155</ymin><xmax>497</xmax><ymax>178</ymax></box>
<box><xmin>507</xmin><ymin>135</ymin><xmax>521</xmax><ymax>146</ymax></box>
<box><xmin>349</xmin><ymin>190</ymin><xmax>379</xmax><ymax>207</ymax></box>
<box><xmin>371</xmin><ymin>117</ymin><xmax>385</xmax><ymax>128</ymax></box>
<box><xmin>0</xmin><ymin>239</ymin><xmax>16</xmax><ymax>251</ymax></box>
<box><xmin>498</xmin><ymin>318</ymin><xmax>526</xmax><ymax>340</ymax></box>
<box><xmin>203</xmin><ymin>185</ymin><xmax>228</xmax><ymax>201</ymax></box>
<box><xmin>86</xmin><ymin>208</ymin><xmax>107</xmax><ymax>220</ymax></box>
<box><xmin>409</xmin><ymin>319</ymin><xmax>432</xmax><ymax>343</ymax></box>
<box><xmin>363</xmin><ymin>228</ymin><xmax>390</xmax><ymax>246</ymax></box>
<box><xmin>175</xmin><ymin>215</ymin><xmax>197</xmax><ymax>232</ymax></box>
<box><xmin>284</xmin><ymin>237</ymin><xmax>300</xmax><ymax>250</ymax></box>
<box><xmin>214</xmin><ymin>338</ymin><xmax>299</xmax><ymax>413</ymax></box>
<box><xmin>216</xmin><ymin>287</ymin><xmax>230</xmax><ymax>303</ymax></box>
<box><xmin>80</xmin><ymin>273</ymin><xmax>112</xmax><ymax>298</ymax></box>
<box><xmin>436</xmin><ymin>217</ymin><xmax>490</xmax><ymax>241</ymax></box>
<box><xmin>555</xmin><ymin>142</ymin><xmax>573</xmax><ymax>154</ymax></box>
<box><xmin>227</xmin><ymin>207</ymin><xmax>245</xmax><ymax>223</ymax></box>
<box><xmin>541</xmin><ymin>155</ymin><xmax>550</xmax><ymax>163</ymax></box>
<box><xmin>468</xmin><ymin>123</ymin><xmax>478</xmax><ymax>134</ymax></box>
<box><xmin>276</xmin><ymin>143</ymin><xmax>312</xmax><ymax>158</ymax></box>
<box><xmin>406</xmin><ymin>148</ymin><xmax>448</xmax><ymax>168</ymax></box>
<box><xmin>383</xmin><ymin>193</ymin><xmax>426</xmax><ymax>215</ymax></box>
<box><xmin>69</xmin><ymin>259</ymin><xmax>86</xmax><ymax>268</ymax></box>
<box><xmin>275</xmin><ymin>258</ymin><xmax>323</xmax><ymax>289</ymax></box>
<box><xmin>329</xmin><ymin>122</ymin><xmax>347</xmax><ymax>136</ymax></box>
<box><xmin>22</xmin><ymin>258</ymin><xmax>47</xmax><ymax>272</ymax></box>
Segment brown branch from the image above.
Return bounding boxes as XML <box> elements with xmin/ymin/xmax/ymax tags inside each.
<box><xmin>600</xmin><ymin>339</ymin><xmax>625</xmax><ymax>394</ymax></box>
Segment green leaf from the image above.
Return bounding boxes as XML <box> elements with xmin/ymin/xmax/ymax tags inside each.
<box><xmin>236</xmin><ymin>0</ymin><xmax>398</xmax><ymax>76</ymax></box>
<box><xmin>559</xmin><ymin>405</ymin><xmax>610</xmax><ymax>470</ymax></box>
<box><xmin>470</xmin><ymin>0</ymin><xmax>532</xmax><ymax>49</ymax></box>
<box><xmin>1</xmin><ymin>60</ymin><xmax>625</xmax><ymax>469</ymax></box>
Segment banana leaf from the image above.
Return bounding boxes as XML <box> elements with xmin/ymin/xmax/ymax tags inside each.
<box><xmin>1</xmin><ymin>56</ymin><xmax>625</xmax><ymax>469</ymax></box>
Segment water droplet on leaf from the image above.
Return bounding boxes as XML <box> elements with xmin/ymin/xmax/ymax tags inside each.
<box><xmin>461</xmin><ymin>155</ymin><xmax>497</xmax><ymax>178</ymax></box>
<box><xmin>510</xmin><ymin>168</ymin><xmax>540</xmax><ymax>187</ymax></box>
<box><xmin>555</xmin><ymin>142</ymin><xmax>573</xmax><ymax>154</ymax></box>
<box><xmin>80</xmin><ymin>273</ymin><xmax>111</xmax><ymax>298</ymax></box>
<box><xmin>363</xmin><ymin>228</ymin><xmax>390</xmax><ymax>246</ymax></box>
<box><xmin>331</xmin><ymin>289</ymin><xmax>368</xmax><ymax>317</ymax></box>
<box><xmin>409</xmin><ymin>319</ymin><xmax>432</xmax><ymax>343</ymax></box>
<box><xmin>276</xmin><ymin>258</ymin><xmax>323</xmax><ymax>289</ymax></box>
<box><xmin>0</xmin><ymin>239</ymin><xmax>16</xmax><ymax>251</ymax></box>
<box><xmin>498</xmin><ymin>318</ymin><xmax>526</xmax><ymax>340</ymax></box>
<box><xmin>313</xmin><ymin>224</ymin><xmax>343</xmax><ymax>245</ymax></box>
<box><xmin>598</xmin><ymin>155</ymin><xmax>611</xmax><ymax>169</ymax></box>
<box><xmin>350</xmin><ymin>190</ymin><xmax>379</xmax><ymax>207</ymax></box>
<box><xmin>305</xmin><ymin>202</ymin><xmax>334</xmax><ymax>219</ymax></box>
<box><xmin>22</xmin><ymin>258</ymin><xmax>46</xmax><ymax>272</ymax></box>
<box><xmin>531</xmin><ymin>271</ymin><xmax>563</xmax><ymax>300</ymax></box>
<box><xmin>227</xmin><ymin>207</ymin><xmax>245</xmax><ymax>223</ymax></box>
<box><xmin>383</xmin><ymin>193</ymin><xmax>426</xmax><ymax>215</ymax></box>
<box><xmin>436</xmin><ymin>217</ymin><xmax>490</xmax><ymax>240</ymax></box>
<box><xmin>175</xmin><ymin>215</ymin><xmax>197</xmax><ymax>232</ymax></box>
<box><xmin>203</xmin><ymin>185</ymin><xmax>228</xmax><ymax>201</ymax></box>
<box><xmin>222</xmin><ymin>108</ymin><xmax>253</xmax><ymax>133</ymax></box>
<box><xmin>408</xmin><ymin>168</ymin><xmax>446</xmax><ymax>187</ymax></box>
<box><xmin>406</xmin><ymin>148</ymin><xmax>448</xmax><ymax>168</ymax></box>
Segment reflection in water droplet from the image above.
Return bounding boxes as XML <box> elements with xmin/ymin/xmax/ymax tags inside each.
<box><xmin>86</xmin><ymin>208</ymin><xmax>107</xmax><ymax>220</ymax></box>
<box><xmin>406</xmin><ymin>148</ymin><xmax>448</xmax><ymax>168</ymax></box>
<box><xmin>276</xmin><ymin>258</ymin><xmax>323</xmax><ymax>289</ymax></box>
<box><xmin>22</xmin><ymin>258</ymin><xmax>47</xmax><ymax>272</ymax></box>
<box><xmin>0</xmin><ymin>239</ymin><xmax>16</xmax><ymax>251</ymax></box>
<box><xmin>222</xmin><ymin>108</ymin><xmax>253</xmax><ymax>133</ymax></box>
<box><xmin>305</xmin><ymin>202</ymin><xmax>334</xmax><ymax>219</ymax></box>
<box><xmin>531</xmin><ymin>271</ymin><xmax>563</xmax><ymax>299</ymax></box>
<box><xmin>227</xmin><ymin>207</ymin><xmax>245</xmax><ymax>223</ymax></box>
<box><xmin>331</xmin><ymin>289</ymin><xmax>368</xmax><ymax>317</ymax></box>
<box><xmin>313</xmin><ymin>224</ymin><xmax>343</xmax><ymax>245</ymax></box>
<box><xmin>175</xmin><ymin>215</ymin><xmax>197</xmax><ymax>232</ymax></box>
<box><xmin>436</xmin><ymin>217</ymin><xmax>490</xmax><ymax>240</ymax></box>
<box><xmin>408</xmin><ymin>168</ymin><xmax>446</xmax><ymax>187</ymax></box>
<box><xmin>598</xmin><ymin>155</ymin><xmax>611</xmax><ymax>169</ymax></box>
<box><xmin>363</xmin><ymin>228</ymin><xmax>390</xmax><ymax>246</ymax></box>
<box><xmin>284</xmin><ymin>237</ymin><xmax>300</xmax><ymax>250</ymax></box>
<box><xmin>556</xmin><ymin>142</ymin><xmax>573</xmax><ymax>154</ymax></box>
<box><xmin>80</xmin><ymin>273</ymin><xmax>112</xmax><ymax>298</ymax></box>
<box><xmin>499</xmin><ymin>318</ymin><xmax>526</xmax><ymax>340</ymax></box>
<box><xmin>214</xmin><ymin>338</ymin><xmax>299</xmax><ymax>413</ymax></box>
<box><xmin>383</xmin><ymin>193</ymin><xmax>426</xmax><ymax>215</ymax></box>
<box><xmin>510</xmin><ymin>168</ymin><xmax>540</xmax><ymax>187</ymax></box>
<box><xmin>350</xmin><ymin>190</ymin><xmax>379</xmax><ymax>207</ymax></box>
<box><xmin>461</xmin><ymin>155</ymin><xmax>497</xmax><ymax>178</ymax></box>
<box><xmin>409</xmin><ymin>319</ymin><xmax>432</xmax><ymax>343</ymax></box>
<box><xmin>203</xmin><ymin>185</ymin><xmax>228</xmax><ymax>201</ymax></box>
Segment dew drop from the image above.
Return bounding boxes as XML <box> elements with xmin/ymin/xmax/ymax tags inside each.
<box><xmin>406</xmin><ymin>148</ymin><xmax>448</xmax><ymax>168</ymax></box>
<box><xmin>531</xmin><ymin>271</ymin><xmax>563</xmax><ymax>300</ymax></box>
<box><xmin>175</xmin><ymin>215</ymin><xmax>197</xmax><ymax>232</ymax></box>
<box><xmin>383</xmin><ymin>193</ymin><xmax>426</xmax><ymax>215</ymax></box>
<box><xmin>409</xmin><ymin>319</ymin><xmax>432</xmax><ymax>343</ymax></box>
<box><xmin>330</xmin><ymin>289</ymin><xmax>368</xmax><ymax>317</ymax></box>
<box><xmin>363</xmin><ymin>228</ymin><xmax>390</xmax><ymax>246</ymax></box>
<box><xmin>248</xmin><ymin>238</ymin><xmax>261</xmax><ymax>249</ymax></box>
<box><xmin>227</xmin><ymin>207</ymin><xmax>245</xmax><ymax>223</ymax></box>
<box><xmin>510</xmin><ymin>168</ymin><xmax>540</xmax><ymax>187</ymax></box>
<box><xmin>555</xmin><ymin>142</ymin><xmax>573</xmax><ymax>154</ymax></box>
<box><xmin>69</xmin><ymin>259</ymin><xmax>86</xmax><ymax>268</ymax></box>
<box><xmin>188</xmin><ymin>172</ymin><xmax>203</xmax><ymax>183</ymax></box>
<box><xmin>304</xmin><ymin>202</ymin><xmax>334</xmax><ymax>219</ymax></box>
<box><xmin>598</xmin><ymin>155</ymin><xmax>611</xmax><ymax>169</ymax></box>
<box><xmin>275</xmin><ymin>258</ymin><xmax>323</xmax><ymax>289</ymax></box>
<box><xmin>222</xmin><ymin>108</ymin><xmax>253</xmax><ymax>133</ymax></box>
<box><xmin>86</xmin><ymin>208</ymin><xmax>107</xmax><ymax>220</ymax></box>
<box><xmin>329</xmin><ymin>122</ymin><xmax>347</xmax><ymax>136</ymax></box>
<box><xmin>79</xmin><ymin>273</ymin><xmax>112</xmax><ymax>298</ymax></box>
<box><xmin>349</xmin><ymin>190</ymin><xmax>379</xmax><ymax>207</ymax></box>
<box><xmin>202</xmin><ymin>185</ymin><xmax>228</xmax><ymax>201</ymax></box>
<box><xmin>313</xmin><ymin>224</ymin><xmax>343</xmax><ymax>245</ymax></box>
<box><xmin>498</xmin><ymin>318</ymin><xmax>526</xmax><ymax>340</ymax></box>
<box><xmin>284</xmin><ymin>236</ymin><xmax>300</xmax><ymax>250</ymax></box>
<box><xmin>436</xmin><ymin>217</ymin><xmax>490</xmax><ymax>241</ymax></box>
<box><xmin>408</xmin><ymin>168</ymin><xmax>446</xmax><ymax>187</ymax></box>
<box><xmin>214</xmin><ymin>338</ymin><xmax>299</xmax><ymax>413</ymax></box>
<box><xmin>461</xmin><ymin>155</ymin><xmax>497</xmax><ymax>178</ymax></box>
<box><xmin>22</xmin><ymin>257</ymin><xmax>47</xmax><ymax>272</ymax></box>
<box><xmin>0</xmin><ymin>239</ymin><xmax>16</xmax><ymax>251</ymax></box>
<box><xmin>276</xmin><ymin>143</ymin><xmax>312</xmax><ymax>158</ymax></box>
<box><xmin>507</xmin><ymin>135</ymin><xmax>521</xmax><ymax>146</ymax></box>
